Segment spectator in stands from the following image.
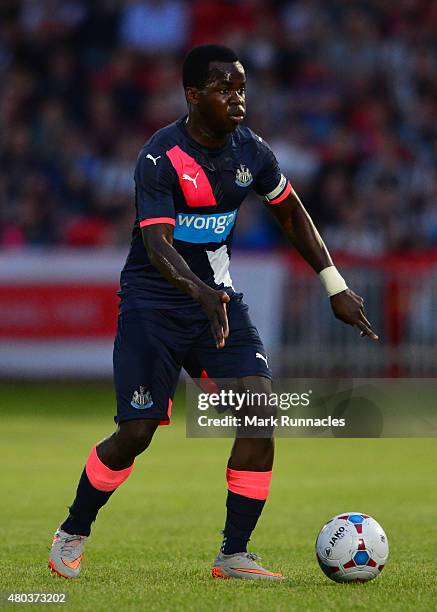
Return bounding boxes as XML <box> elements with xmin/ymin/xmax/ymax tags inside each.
<box><xmin>118</xmin><ymin>0</ymin><xmax>189</xmax><ymax>53</ymax></box>
<box><xmin>0</xmin><ymin>0</ymin><xmax>436</xmax><ymax>255</ymax></box>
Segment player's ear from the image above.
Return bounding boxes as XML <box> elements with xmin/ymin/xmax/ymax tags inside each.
<box><xmin>185</xmin><ymin>87</ymin><xmax>199</xmax><ymax>106</ymax></box>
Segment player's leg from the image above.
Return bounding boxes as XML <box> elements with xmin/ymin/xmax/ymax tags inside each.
<box><xmin>187</xmin><ymin>294</ymin><xmax>283</xmax><ymax>580</ymax></box>
<box><xmin>213</xmin><ymin>375</ymin><xmax>283</xmax><ymax>579</ymax></box>
<box><xmin>48</xmin><ymin>419</ymin><xmax>161</xmax><ymax>579</ymax></box>
<box><xmin>49</xmin><ymin>308</ymin><xmax>180</xmax><ymax>578</ymax></box>
<box><xmin>222</xmin><ymin>375</ymin><xmax>274</xmax><ymax>552</ymax></box>
<box><xmin>59</xmin><ymin>419</ymin><xmax>161</xmax><ymax>536</ymax></box>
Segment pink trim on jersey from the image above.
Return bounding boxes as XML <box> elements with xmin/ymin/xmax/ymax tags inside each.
<box><xmin>200</xmin><ymin>369</ymin><xmax>219</xmax><ymax>393</ymax></box>
<box><xmin>269</xmin><ymin>181</ymin><xmax>292</xmax><ymax>205</ymax></box>
<box><xmin>85</xmin><ymin>446</ymin><xmax>134</xmax><ymax>492</ymax></box>
<box><xmin>159</xmin><ymin>398</ymin><xmax>173</xmax><ymax>426</ymax></box>
<box><xmin>140</xmin><ymin>217</ymin><xmax>175</xmax><ymax>228</ymax></box>
<box><xmin>226</xmin><ymin>468</ymin><xmax>272</xmax><ymax>500</ymax></box>
<box><xmin>166</xmin><ymin>145</ymin><xmax>216</xmax><ymax>208</ymax></box>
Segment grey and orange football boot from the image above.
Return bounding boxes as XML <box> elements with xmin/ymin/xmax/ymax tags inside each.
<box><xmin>212</xmin><ymin>551</ymin><xmax>285</xmax><ymax>581</ymax></box>
<box><xmin>48</xmin><ymin>529</ymin><xmax>87</xmax><ymax>579</ymax></box>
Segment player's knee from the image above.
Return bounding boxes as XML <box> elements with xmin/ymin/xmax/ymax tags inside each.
<box><xmin>231</xmin><ymin>437</ymin><xmax>274</xmax><ymax>471</ymax></box>
<box><xmin>117</xmin><ymin>420</ymin><xmax>159</xmax><ymax>457</ymax></box>
<box><xmin>237</xmin><ymin>375</ymin><xmax>272</xmax><ymax>396</ymax></box>
<box><xmin>248</xmin><ymin>438</ymin><xmax>274</xmax><ymax>470</ymax></box>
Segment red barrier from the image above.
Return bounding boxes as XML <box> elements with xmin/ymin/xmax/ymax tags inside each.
<box><xmin>0</xmin><ymin>285</ymin><xmax>119</xmax><ymax>338</ymax></box>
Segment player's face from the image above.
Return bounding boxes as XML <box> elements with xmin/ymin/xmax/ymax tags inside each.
<box><xmin>197</xmin><ymin>61</ymin><xmax>246</xmax><ymax>133</ymax></box>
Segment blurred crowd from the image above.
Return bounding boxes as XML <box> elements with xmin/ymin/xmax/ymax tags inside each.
<box><xmin>1</xmin><ymin>0</ymin><xmax>436</xmax><ymax>255</ymax></box>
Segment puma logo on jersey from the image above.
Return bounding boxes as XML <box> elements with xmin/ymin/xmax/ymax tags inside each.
<box><xmin>255</xmin><ymin>352</ymin><xmax>269</xmax><ymax>367</ymax></box>
<box><xmin>166</xmin><ymin>145</ymin><xmax>217</xmax><ymax>207</ymax></box>
<box><xmin>182</xmin><ymin>171</ymin><xmax>200</xmax><ymax>189</ymax></box>
<box><xmin>146</xmin><ymin>153</ymin><xmax>161</xmax><ymax>165</ymax></box>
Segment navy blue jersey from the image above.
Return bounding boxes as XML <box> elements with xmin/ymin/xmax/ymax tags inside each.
<box><xmin>118</xmin><ymin>116</ymin><xmax>291</xmax><ymax>311</ymax></box>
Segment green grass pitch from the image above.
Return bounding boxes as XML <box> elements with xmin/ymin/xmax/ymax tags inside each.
<box><xmin>1</xmin><ymin>382</ymin><xmax>437</xmax><ymax>611</ymax></box>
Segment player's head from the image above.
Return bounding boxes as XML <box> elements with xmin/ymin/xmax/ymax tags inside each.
<box><xmin>182</xmin><ymin>44</ymin><xmax>246</xmax><ymax>134</ymax></box>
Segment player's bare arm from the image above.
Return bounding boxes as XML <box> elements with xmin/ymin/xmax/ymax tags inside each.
<box><xmin>142</xmin><ymin>223</ymin><xmax>229</xmax><ymax>349</ymax></box>
<box><xmin>267</xmin><ymin>189</ymin><xmax>379</xmax><ymax>340</ymax></box>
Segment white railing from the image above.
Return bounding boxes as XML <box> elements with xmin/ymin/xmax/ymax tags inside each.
<box><xmin>1</xmin><ymin>249</ymin><xmax>436</xmax><ymax>378</ymax></box>
<box><xmin>275</xmin><ymin>254</ymin><xmax>437</xmax><ymax>377</ymax></box>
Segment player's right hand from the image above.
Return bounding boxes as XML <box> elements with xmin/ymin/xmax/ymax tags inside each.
<box><xmin>197</xmin><ymin>288</ymin><xmax>230</xmax><ymax>349</ymax></box>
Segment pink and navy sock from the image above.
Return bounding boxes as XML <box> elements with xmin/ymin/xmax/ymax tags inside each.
<box><xmin>221</xmin><ymin>468</ymin><xmax>272</xmax><ymax>555</ymax></box>
<box><xmin>61</xmin><ymin>446</ymin><xmax>134</xmax><ymax>536</ymax></box>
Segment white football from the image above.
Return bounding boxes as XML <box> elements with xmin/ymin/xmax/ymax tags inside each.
<box><xmin>316</xmin><ymin>512</ymin><xmax>389</xmax><ymax>582</ymax></box>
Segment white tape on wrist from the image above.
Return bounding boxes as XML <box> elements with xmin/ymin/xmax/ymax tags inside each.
<box><xmin>319</xmin><ymin>266</ymin><xmax>348</xmax><ymax>297</ymax></box>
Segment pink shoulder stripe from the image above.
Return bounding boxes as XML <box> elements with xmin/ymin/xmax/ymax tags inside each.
<box><xmin>140</xmin><ymin>217</ymin><xmax>176</xmax><ymax>228</ymax></box>
<box><xmin>166</xmin><ymin>145</ymin><xmax>216</xmax><ymax>208</ymax></box>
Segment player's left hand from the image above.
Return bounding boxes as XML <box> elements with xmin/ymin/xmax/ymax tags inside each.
<box><xmin>330</xmin><ymin>289</ymin><xmax>379</xmax><ymax>340</ymax></box>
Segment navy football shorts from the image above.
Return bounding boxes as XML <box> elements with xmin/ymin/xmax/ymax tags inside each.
<box><xmin>113</xmin><ymin>293</ymin><xmax>271</xmax><ymax>424</ymax></box>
